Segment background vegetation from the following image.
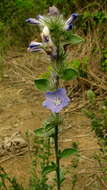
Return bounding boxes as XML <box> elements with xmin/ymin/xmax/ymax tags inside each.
<box><xmin>0</xmin><ymin>0</ymin><xmax>107</xmax><ymax>73</ymax></box>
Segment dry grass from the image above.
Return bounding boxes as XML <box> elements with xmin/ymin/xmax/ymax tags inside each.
<box><xmin>4</xmin><ymin>52</ymin><xmax>49</xmax><ymax>85</ymax></box>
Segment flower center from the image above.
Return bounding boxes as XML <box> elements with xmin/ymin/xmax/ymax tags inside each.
<box><xmin>53</xmin><ymin>97</ymin><xmax>62</xmax><ymax>106</ymax></box>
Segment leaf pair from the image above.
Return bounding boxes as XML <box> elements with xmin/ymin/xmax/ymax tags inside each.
<box><xmin>41</xmin><ymin>148</ymin><xmax>78</xmax><ymax>176</ymax></box>
<box><xmin>34</xmin><ymin>68</ymin><xmax>78</xmax><ymax>91</ymax></box>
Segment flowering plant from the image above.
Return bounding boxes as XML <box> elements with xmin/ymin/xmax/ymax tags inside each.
<box><xmin>26</xmin><ymin>6</ymin><xmax>83</xmax><ymax>190</ymax></box>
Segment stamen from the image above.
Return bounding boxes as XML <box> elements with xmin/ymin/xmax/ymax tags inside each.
<box><xmin>53</xmin><ymin>97</ymin><xmax>62</xmax><ymax>105</ymax></box>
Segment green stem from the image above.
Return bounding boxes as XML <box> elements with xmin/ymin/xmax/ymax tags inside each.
<box><xmin>52</xmin><ymin>41</ymin><xmax>61</xmax><ymax>190</ymax></box>
<box><xmin>54</xmin><ymin>124</ymin><xmax>61</xmax><ymax>190</ymax></box>
<box><xmin>47</xmin><ymin>138</ymin><xmax>51</xmax><ymax>165</ymax></box>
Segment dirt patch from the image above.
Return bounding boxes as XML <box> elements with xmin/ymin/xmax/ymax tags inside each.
<box><xmin>0</xmin><ymin>54</ymin><xmax>107</xmax><ymax>189</ymax></box>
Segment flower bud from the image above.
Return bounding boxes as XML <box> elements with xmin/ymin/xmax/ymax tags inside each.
<box><xmin>65</xmin><ymin>13</ymin><xmax>78</xmax><ymax>25</ymax></box>
<box><xmin>25</xmin><ymin>18</ymin><xmax>40</xmax><ymax>24</ymax></box>
<box><xmin>27</xmin><ymin>41</ymin><xmax>43</xmax><ymax>52</ymax></box>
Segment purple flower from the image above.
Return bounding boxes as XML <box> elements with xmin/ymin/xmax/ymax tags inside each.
<box><xmin>64</xmin><ymin>13</ymin><xmax>78</xmax><ymax>31</ymax></box>
<box><xmin>43</xmin><ymin>88</ymin><xmax>70</xmax><ymax>113</ymax></box>
<box><xmin>27</xmin><ymin>41</ymin><xmax>43</xmax><ymax>52</ymax></box>
<box><xmin>25</xmin><ymin>18</ymin><xmax>40</xmax><ymax>24</ymax></box>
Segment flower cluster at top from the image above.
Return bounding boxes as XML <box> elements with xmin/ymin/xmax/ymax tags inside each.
<box><xmin>26</xmin><ymin>6</ymin><xmax>78</xmax><ymax>113</ymax></box>
<box><xmin>26</xmin><ymin>6</ymin><xmax>78</xmax><ymax>59</ymax></box>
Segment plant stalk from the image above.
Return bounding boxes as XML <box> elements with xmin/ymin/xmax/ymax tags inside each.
<box><xmin>54</xmin><ymin>124</ymin><xmax>61</xmax><ymax>190</ymax></box>
<box><xmin>53</xmin><ymin>39</ymin><xmax>61</xmax><ymax>190</ymax></box>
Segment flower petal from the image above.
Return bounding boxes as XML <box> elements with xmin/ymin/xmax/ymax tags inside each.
<box><xmin>65</xmin><ymin>13</ymin><xmax>78</xmax><ymax>25</ymax></box>
<box><xmin>36</xmin><ymin>15</ymin><xmax>45</xmax><ymax>20</ymax></box>
<box><xmin>25</xmin><ymin>18</ymin><xmax>40</xmax><ymax>24</ymax></box>
<box><xmin>28</xmin><ymin>41</ymin><xmax>43</xmax><ymax>48</ymax></box>
<box><xmin>27</xmin><ymin>41</ymin><xmax>43</xmax><ymax>52</ymax></box>
<box><xmin>42</xmin><ymin>26</ymin><xmax>50</xmax><ymax>36</ymax></box>
<box><xmin>27</xmin><ymin>48</ymin><xmax>42</xmax><ymax>52</ymax></box>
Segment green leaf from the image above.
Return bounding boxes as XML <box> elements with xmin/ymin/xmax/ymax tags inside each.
<box><xmin>42</xmin><ymin>163</ymin><xmax>56</xmax><ymax>175</ymax></box>
<box><xmin>34</xmin><ymin>128</ymin><xmax>44</xmax><ymax>137</ymax></box>
<box><xmin>61</xmin><ymin>68</ymin><xmax>78</xmax><ymax>81</ymax></box>
<box><xmin>104</xmin><ymin>100</ymin><xmax>107</xmax><ymax>107</ymax></box>
<box><xmin>60</xmin><ymin>148</ymin><xmax>78</xmax><ymax>159</ymax></box>
<box><xmin>87</xmin><ymin>89</ymin><xmax>96</xmax><ymax>103</ymax></box>
<box><xmin>45</xmin><ymin>125</ymin><xmax>55</xmax><ymax>137</ymax></box>
<box><xmin>69</xmin><ymin>59</ymin><xmax>81</xmax><ymax>70</ymax></box>
<box><xmin>34</xmin><ymin>79</ymin><xmax>49</xmax><ymax>91</ymax></box>
<box><xmin>0</xmin><ymin>174</ymin><xmax>8</xmax><ymax>179</ymax></box>
<box><xmin>0</xmin><ymin>181</ymin><xmax>3</xmax><ymax>187</ymax></box>
<box><xmin>63</xmin><ymin>34</ymin><xmax>84</xmax><ymax>46</ymax></box>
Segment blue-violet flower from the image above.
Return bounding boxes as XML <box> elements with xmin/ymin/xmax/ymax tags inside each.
<box><xmin>43</xmin><ymin>88</ymin><xmax>70</xmax><ymax>113</ymax></box>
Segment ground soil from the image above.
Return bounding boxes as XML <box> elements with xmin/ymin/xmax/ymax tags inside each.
<box><xmin>0</xmin><ymin>53</ymin><xmax>107</xmax><ymax>190</ymax></box>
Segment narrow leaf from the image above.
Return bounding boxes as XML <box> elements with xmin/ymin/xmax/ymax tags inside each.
<box><xmin>63</xmin><ymin>34</ymin><xmax>84</xmax><ymax>45</ymax></box>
